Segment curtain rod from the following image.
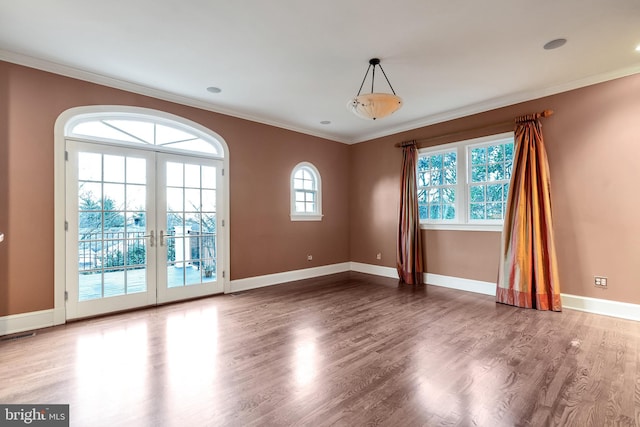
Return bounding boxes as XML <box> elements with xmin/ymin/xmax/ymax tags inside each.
<box><xmin>396</xmin><ymin>109</ymin><xmax>553</xmax><ymax>148</ymax></box>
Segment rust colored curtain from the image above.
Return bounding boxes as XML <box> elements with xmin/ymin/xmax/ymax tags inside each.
<box><xmin>497</xmin><ymin>114</ymin><xmax>561</xmax><ymax>310</ymax></box>
<box><xmin>397</xmin><ymin>143</ymin><xmax>424</xmax><ymax>285</ymax></box>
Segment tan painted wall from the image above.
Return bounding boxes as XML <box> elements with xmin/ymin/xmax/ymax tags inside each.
<box><xmin>350</xmin><ymin>73</ymin><xmax>640</xmax><ymax>306</ymax></box>
<box><xmin>424</xmin><ymin>231</ymin><xmax>501</xmax><ymax>283</ymax></box>
<box><xmin>2</xmin><ymin>59</ymin><xmax>639</xmax><ymax>318</ymax></box>
<box><xmin>0</xmin><ymin>61</ymin><xmax>350</xmax><ymax>317</ymax></box>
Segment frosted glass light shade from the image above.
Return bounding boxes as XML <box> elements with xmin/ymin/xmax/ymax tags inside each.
<box><xmin>348</xmin><ymin>93</ymin><xmax>403</xmax><ymax>120</ymax></box>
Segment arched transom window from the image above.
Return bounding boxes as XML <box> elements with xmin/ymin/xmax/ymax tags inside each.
<box><xmin>68</xmin><ymin>115</ymin><xmax>223</xmax><ymax>157</ymax></box>
<box><xmin>290</xmin><ymin>162</ymin><xmax>322</xmax><ymax>221</ymax></box>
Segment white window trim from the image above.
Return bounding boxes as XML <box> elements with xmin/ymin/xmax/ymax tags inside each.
<box><xmin>290</xmin><ymin>162</ymin><xmax>323</xmax><ymax>221</ymax></box>
<box><xmin>418</xmin><ymin>132</ymin><xmax>514</xmax><ymax>232</ymax></box>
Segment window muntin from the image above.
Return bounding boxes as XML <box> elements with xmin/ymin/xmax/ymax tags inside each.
<box><xmin>290</xmin><ymin>162</ymin><xmax>322</xmax><ymax>221</ymax></box>
<box><xmin>293</xmin><ymin>168</ymin><xmax>317</xmax><ymax>213</ymax></box>
<box><xmin>417</xmin><ymin>132</ymin><xmax>514</xmax><ymax>229</ymax></box>
<box><xmin>70</xmin><ymin>118</ymin><xmax>220</xmax><ymax>156</ymax></box>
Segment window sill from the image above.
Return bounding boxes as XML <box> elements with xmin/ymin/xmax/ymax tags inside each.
<box><xmin>291</xmin><ymin>214</ymin><xmax>323</xmax><ymax>222</ymax></box>
<box><xmin>420</xmin><ymin>223</ymin><xmax>503</xmax><ymax>232</ymax></box>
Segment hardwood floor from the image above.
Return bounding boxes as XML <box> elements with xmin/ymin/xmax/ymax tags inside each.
<box><xmin>1</xmin><ymin>272</ymin><xmax>639</xmax><ymax>426</ymax></box>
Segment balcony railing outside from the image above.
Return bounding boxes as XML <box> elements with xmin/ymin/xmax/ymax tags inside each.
<box><xmin>77</xmin><ymin>228</ymin><xmax>217</xmax><ymax>300</ymax></box>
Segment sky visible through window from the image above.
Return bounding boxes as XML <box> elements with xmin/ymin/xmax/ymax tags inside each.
<box><xmin>72</xmin><ymin>119</ymin><xmax>218</xmax><ymax>155</ymax></box>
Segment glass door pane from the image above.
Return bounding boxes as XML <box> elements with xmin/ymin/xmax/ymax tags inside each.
<box><xmin>67</xmin><ymin>142</ymin><xmax>222</xmax><ymax>317</ymax></box>
<box><xmin>66</xmin><ymin>141</ymin><xmax>156</xmax><ymax>319</ymax></box>
<box><xmin>157</xmin><ymin>154</ymin><xmax>223</xmax><ymax>303</ymax></box>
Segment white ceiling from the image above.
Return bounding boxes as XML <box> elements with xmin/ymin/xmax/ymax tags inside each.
<box><xmin>1</xmin><ymin>1</ymin><xmax>639</xmax><ymax>144</ymax></box>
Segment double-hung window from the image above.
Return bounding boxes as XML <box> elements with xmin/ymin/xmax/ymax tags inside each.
<box><xmin>417</xmin><ymin>132</ymin><xmax>514</xmax><ymax>231</ymax></box>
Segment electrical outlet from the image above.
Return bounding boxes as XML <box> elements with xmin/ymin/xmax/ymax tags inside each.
<box><xmin>376</xmin><ymin>252</ymin><xmax>382</xmax><ymax>260</ymax></box>
<box><xmin>307</xmin><ymin>255</ymin><xmax>313</xmax><ymax>261</ymax></box>
<box><xmin>594</xmin><ymin>276</ymin><xmax>608</xmax><ymax>288</ymax></box>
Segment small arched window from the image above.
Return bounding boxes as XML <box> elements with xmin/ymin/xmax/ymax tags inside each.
<box><xmin>290</xmin><ymin>162</ymin><xmax>322</xmax><ymax>221</ymax></box>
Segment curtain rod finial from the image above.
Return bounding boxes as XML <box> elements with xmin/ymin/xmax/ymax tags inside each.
<box><xmin>541</xmin><ymin>109</ymin><xmax>554</xmax><ymax>117</ymax></box>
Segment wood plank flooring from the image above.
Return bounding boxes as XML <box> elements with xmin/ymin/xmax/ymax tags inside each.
<box><xmin>1</xmin><ymin>272</ymin><xmax>639</xmax><ymax>426</ymax></box>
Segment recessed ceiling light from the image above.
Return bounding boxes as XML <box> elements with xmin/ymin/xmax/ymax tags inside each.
<box><xmin>543</xmin><ymin>38</ymin><xmax>567</xmax><ymax>50</ymax></box>
<box><xmin>635</xmin><ymin>44</ymin><xmax>640</xmax><ymax>52</ymax></box>
<box><xmin>206</xmin><ymin>86</ymin><xmax>222</xmax><ymax>94</ymax></box>
<box><xmin>320</xmin><ymin>120</ymin><xmax>331</xmax><ymax>125</ymax></box>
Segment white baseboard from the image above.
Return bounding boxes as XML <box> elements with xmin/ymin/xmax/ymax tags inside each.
<box><xmin>349</xmin><ymin>262</ymin><xmax>398</xmax><ymax>279</ymax></box>
<box><xmin>425</xmin><ymin>273</ymin><xmax>497</xmax><ymax>296</ymax></box>
<box><xmin>229</xmin><ymin>262</ymin><xmax>351</xmax><ymax>293</ymax></box>
<box><xmin>350</xmin><ymin>263</ymin><xmax>640</xmax><ymax>322</ymax></box>
<box><xmin>4</xmin><ymin>263</ymin><xmax>639</xmax><ymax>336</ymax></box>
<box><xmin>0</xmin><ymin>309</ymin><xmax>61</xmax><ymax>336</ymax></box>
<box><xmin>348</xmin><ymin>263</ymin><xmax>497</xmax><ymax>296</ymax></box>
<box><xmin>560</xmin><ymin>293</ymin><xmax>640</xmax><ymax>322</ymax></box>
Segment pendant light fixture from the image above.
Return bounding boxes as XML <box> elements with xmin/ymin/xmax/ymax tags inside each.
<box><xmin>348</xmin><ymin>58</ymin><xmax>402</xmax><ymax>120</ymax></box>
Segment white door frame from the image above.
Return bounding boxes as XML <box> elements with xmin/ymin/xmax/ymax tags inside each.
<box><xmin>53</xmin><ymin>106</ymin><xmax>231</xmax><ymax>325</ymax></box>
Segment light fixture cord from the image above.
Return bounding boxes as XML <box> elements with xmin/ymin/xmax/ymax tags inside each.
<box><xmin>377</xmin><ymin>64</ymin><xmax>397</xmax><ymax>95</ymax></box>
<box><xmin>355</xmin><ymin>62</ymin><xmax>398</xmax><ymax>96</ymax></box>
<box><xmin>371</xmin><ymin>65</ymin><xmax>375</xmax><ymax>93</ymax></box>
<box><xmin>355</xmin><ymin>64</ymin><xmax>372</xmax><ymax>96</ymax></box>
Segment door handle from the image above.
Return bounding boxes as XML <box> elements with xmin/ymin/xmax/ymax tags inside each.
<box><xmin>142</xmin><ymin>230</ymin><xmax>155</xmax><ymax>247</ymax></box>
<box><xmin>159</xmin><ymin>230</ymin><xmax>165</xmax><ymax>247</ymax></box>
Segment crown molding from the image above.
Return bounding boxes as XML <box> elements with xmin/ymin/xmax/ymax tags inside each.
<box><xmin>0</xmin><ymin>49</ymin><xmax>351</xmax><ymax>144</ymax></box>
<box><xmin>348</xmin><ymin>64</ymin><xmax>640</xmax><ymax>144</ymax></box>
<box><xmin>2</xmin><ymin>49</ymin><xmax>638</xmax><ymax>146</ymax></box>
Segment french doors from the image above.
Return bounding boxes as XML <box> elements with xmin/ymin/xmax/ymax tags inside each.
<box><xmin>65</xmin><ymin>140</ymin><xmax>223</xmax><ymax>319</ymax></box>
